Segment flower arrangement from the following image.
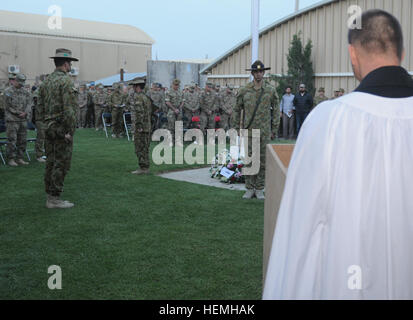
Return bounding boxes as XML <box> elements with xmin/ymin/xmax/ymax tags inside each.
<box><xmin>210</xmin><ymin>149</ymin><xmax>245</xmax><ymax>184</ymax></box>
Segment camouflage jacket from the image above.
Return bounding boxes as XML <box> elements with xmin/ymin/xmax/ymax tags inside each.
<box><xmin>78</xmin><ymin>92</ymin><xmax>88</xmax><ymax>109</ymax></box>
<box><xmin>4</xmin><ymin>86</ymin><xmax>32</xmax><ymax>122</ymax></box>
<box><xmin>233</xmin><ymin>81</ymin><xmax>280</xmax><ymax>137</ymax></box>
<box><xmin>165</xmin><ymin>88</ymin><xmax>184</xmax><ymax>110</ymax></box>
<box><xmin>183</xmin><ymin>91</ymin><xmax>200</xmax><ymax>113</ymax></box>
<box><xmin>313</xmin><ymin>95</ymin><xmax>329</xmax><ymax>107</ymax></box>
<box><xmin>149</xmin><ymin>90</ymin><xmax>166</xmax><ymax>112</ymax></box>
<box><xmin>94</xmin><ymin>91</ymin><xmax>106</xmax><ymax>106</ymax></box>
<box><xmin>128</xmin><ymin>91</ymin><xmax>153</xmax><ymax>132</ymax></box>
<box><xmin>110</xmin><ymin>91</ymin><xmax>126</xmax><ymax>109</ymax></box>
<box><xmin>38</xmin><ymin>69</ymin><xmax>78</xmax><ymax>135</ymax></box>
<box><xmin>200</xmin><ymin>91</ymin><xmax>218</xmax><ymax>114</ymax></box>
<box><xmin>220</xmin><ymin>92</ymin><xmax>236</xmax><ymax>115</ymax></box>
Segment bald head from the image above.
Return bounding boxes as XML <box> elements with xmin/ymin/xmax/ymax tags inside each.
<box><xmin>348</xmin><ymin>9</ymin><xmax>403</xmax><ymax>60</ymax></box>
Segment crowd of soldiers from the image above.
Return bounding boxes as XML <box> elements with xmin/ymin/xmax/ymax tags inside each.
<box><xmin>73</xmin><ymin>79</ymin><xmax>238</xmax><ymax>141</ymax></box>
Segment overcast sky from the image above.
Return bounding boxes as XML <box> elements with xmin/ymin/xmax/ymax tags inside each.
<box><xmin>0</xmin><ymin>0</ymin><xmax>320</xmax><ymax>61</ymax></box>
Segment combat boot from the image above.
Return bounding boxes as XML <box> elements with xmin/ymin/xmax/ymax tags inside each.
<box><xmin>243</xmin><ymin>189</ymin><xmax>255</xmax><ymax>199</ymax></box>
<box><xmin>8</xmin><ymin>159</ymin><xmax>18</xmax><ymax>167</ymax></box>
<box><xmin>131</xmin><ymin>168</ymin><xmax>150</xmax><ymax>175</ymax></box>
<box><xmin>46</xmin><ymin>195</ymin><xmax>74</xmax><ymax>209</ymax></box>
<box><xmin>16</xmin><ymin>159</ymin><xmax>29</xmax><ymax>165</ymax></box>
<box><xmin>255</xmin><ymin>190</ymin><xmax>265</xmax><ymax>200</ymax></box>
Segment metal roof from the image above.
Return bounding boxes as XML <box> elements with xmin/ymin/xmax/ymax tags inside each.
<box><xmin>0</xmin><ymin>10</ymin><xmax>155</xmax><ymax>45</ymax></box>
<box><xmin>94</xmin><ymin>73</ymin><xmax>147</xmax><ymax>86</ymax></box>
<box><xmin>200</xmin><ymin>0</ymin><xmax>339</xmax><ymax>74</ymax></box>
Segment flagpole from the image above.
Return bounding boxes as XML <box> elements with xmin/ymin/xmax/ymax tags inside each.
<box><xmin>251</xmin><ymin>0</ymin><xmax>260</xmax><ymax>65</ymax></box>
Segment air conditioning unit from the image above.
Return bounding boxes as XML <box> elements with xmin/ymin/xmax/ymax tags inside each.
<box><xmin>8</xmin><ymin>65</ymin><xmax>20</xmax><ymax>74</ymax></box>
<box><xmin>69</xmin><ymin>67</ymin><xmax>79</xmax><ymax>76</ymax></box>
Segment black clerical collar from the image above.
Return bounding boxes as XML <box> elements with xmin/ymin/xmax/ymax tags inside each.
<box><xmin>355</xmin><ymin>66</ymin><xmax>413</xmax><ymax>98</ymax></box>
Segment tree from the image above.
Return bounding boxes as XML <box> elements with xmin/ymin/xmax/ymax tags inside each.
<box><xmin>269</xmin><ymin>32</ymin><xmax>315</xmax><ymax>98</ymax></box>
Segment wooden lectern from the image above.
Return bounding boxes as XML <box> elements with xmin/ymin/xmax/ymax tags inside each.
<box><xmin>263</xmin><ymin>144</ymin><xmax>295</xmax><ymax>284</ymax></box>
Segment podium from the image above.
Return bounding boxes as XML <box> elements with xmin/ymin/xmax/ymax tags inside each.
<box><xmin>263</xmin><ymin>144</ymin><xmax>294</xmax><ymax>284</ymax></box>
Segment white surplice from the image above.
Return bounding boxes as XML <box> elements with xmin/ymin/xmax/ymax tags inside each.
<box><xmin>263</xmin><ymin>92</ymin><xmax>413</xmax><ymax>300</ymax></box>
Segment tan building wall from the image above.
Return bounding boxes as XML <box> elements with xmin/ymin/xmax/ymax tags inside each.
<box><xmin>202</xmin><ymin>0</ymin><xmax>413</xmax><ymax>96</ymax></box>
<box><xmin>0</xmin><ymin>10</ymin><xmax>154</xmax><ymax>86</ymax></box>
<box><xmin>0</xmin><ymin>33</ymin><xmax>151</xmax><ymax>85</ymax></box>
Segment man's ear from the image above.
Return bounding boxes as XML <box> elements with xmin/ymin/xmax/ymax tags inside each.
<box><xmin>348</xmin><ymin>44</ymin><xmax>357</xmax><ymax>64</ymax></box>
<box><xmin>401</xmin><ymin>48</ymin><xmax>406</xmax><ymax>63</ymax></box>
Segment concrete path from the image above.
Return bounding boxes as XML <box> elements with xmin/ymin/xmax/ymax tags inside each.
<box><xmin>158</xmin><ymin>167</ymin><xmax>247</xmax><ymax>191</ymax></box>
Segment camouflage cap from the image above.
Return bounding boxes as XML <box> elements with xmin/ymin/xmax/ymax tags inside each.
<box><xmin>339</xmin><ymin>88</ymin><xmax>345</xmax><ymax>93</ymax></box>
<box><xmin>16</xmin><ymin>73</ymin><xmax>26</xmax><ymax>84</ymax></box>
<box><xmin>206</xmin><ymin>82</ymin><xmax>214</xmax><ymax>88</ymax></box>
<box><xmin>172</xmin><ymin>79</ymin><xmax>181</xmax><ymax>85</ymax></box>
<box><xmin>8</xmin><ymin>73</ymin><xmax>16</xmax><ymax>80</ymax></box>
<box><xmin>318</xmin><ymin>87</ymin><xmax>325</xmax><ymax>92</ymax></box>
<box><xmin>227</xmin><ymin>84</ymin><xmax>234</xmax><ymax>90</ymax></box>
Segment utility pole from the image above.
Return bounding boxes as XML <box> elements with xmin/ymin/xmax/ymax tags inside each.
<box><xmin>251</xmin><ymin>0</ymin><xmax>260</xmax><ymax>65</ymax></box>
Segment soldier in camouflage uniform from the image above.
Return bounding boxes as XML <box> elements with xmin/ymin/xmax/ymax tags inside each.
<box><xmin>199</xmin><ymin>82</ymin><xmax>218</xmax><ymax>133</ymax></box>
<box><xmin>110</xmin><ymin>83</ymin><xmax>126</xmax><ymax>138</ymax></box>
<box><xmin>233</xmin><ymin>60</ymin><xmax>280</xmax><ymax>200</ymax></box>
<box><xmin>86</xmin><ymin>85</ymin><xmax>95</xmax><ymax>128</ymax></box>
<box><xmin>149</xmin><ymin>83</ymin><xmax>166</xmax><ymax>129</ymax></box>
<box><xmin>313</xmin><ymin>87</ymin><xmax>329</xmax><ymax>108</ymax></box>
<box><xmin>38</xmin><ymin>48</ymin><xmax>78</xmax><ymax>209</ymax></box>
<box><xmin>77</xmin><ymin>84</ymin><xmax>88</xmax><ymax>128</ymax></box>
<box><xmin>183</xmin><ymin>85</ymin><xmax>200</xmax><ymax>129</ymax></box>
<box><xmin>165</xmin><ymin>79</ymin><xmax>184</xmax><ymax>144</ymax></box>
<box><xmin>127</xmin><ymin>79</ymin><xmax>154</xmax><ymax>174</ymax></box>
<box><xmin>220</xmin><ymin>85</ymin><xmax>236</xmax><ymax>130</ymax></box>
<box><xmin>94</xmin><ymin>84</ymin><xmax>106</xmax><ymax>130</ymax></box>
<box><xmin>4</xmin><ymin>73</ymin><xmax>32</xmax><ymax>167</ymax></box>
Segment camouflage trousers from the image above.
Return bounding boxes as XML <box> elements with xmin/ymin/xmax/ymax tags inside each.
<box><xmin>35</xmin><ymin>121</ymin><xmax>46</xmax><ymax>158</ymax></box>
<box><xmin>44</xmin><ymin>124</ymin><xmax>73</xmax><ymax>197</ymax></box>
<box><xmin>134</xmin><ymin>131</ymin><xmax>151</xmax><ymax>170</ymax></box>
<box><xmin>78</xmin><ymin>107</ymin><xmax>87</xmax><ymax>128</ymax></box>
<box><xmin>200</xmin><ymin>112</ymin><xmax>216</xmax><ymax>133</ymax></box>
<box><xmin>219</xmin><ymin>114</ymin><xmax>231</xmax><ymax>131</ymax></box>
<box><xmin>94</xmin><ymin>105</ymin><xmax>104</xmax><ymax>129</ymax></box>
<box><xmin>245</xmin><ymin>135</ymin><xmax>269</xmax><ymax>191</ymax></box>
<box><xmin>111</xmin><ymin>108</ymin><xmax>125</xmax><ymax>136</ymax></box>
<box><xmin>167</xmin><ymin>110</ymin><xmax>182</xmax><ymax>141</ymax></box>
<box><xmin>6</xmin><ymin>121</ymin><xmax>27</xmax><ymax>160</ymax></box>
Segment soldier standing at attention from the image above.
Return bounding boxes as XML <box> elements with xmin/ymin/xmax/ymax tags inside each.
<box><xmin>128</xmin><ymin>79</ymin><xmax>154</xmax><ymax>175</ymax></box>
<box><xmin>313</xmin><ymin>87</ymin><xmax>329</xmax><ymax>108</ymax></box>
<box><xmin>77</xmin><ymin>84</ymin><xmax>88</xmax><ymax>128</ymax></box>
<box><xmin>4</xmin><ymin>73</ymin><xmax>32</xmax><ymax>167</ymax></box>
<box><xmin>233</xmin><ymin>60</ymin><xmax>280</xmax><ymax>200</ymax></box>
<box><xmin>220</xmin><ymin>85</ymin><xmax>236</xmax><ymax>130</ymax></box>
<box><xmin>165</xmin><ymin>79</ymin><xmax>184</xmax><ymax>145</ymax></box>
<box><xmin>200</xmin><ymin>82</ymin><xmax>218</xmax><ymax>134</ymax></box>
<box><xmin>38</xmin><ymin>48</ymin><xmax>78</xmax><ymax>209</ymax></box>
<box><xmin>94</xmin><ymin>84</ymin><xmax>106</xmax><ymax>131</ymax></box>
<box><xmin>110</xmin><ymin>83</ymin><xmax>126</xmax><ymax>138</ymax></box>
<box><xmin>183</xmin><ymin>85</ymin><xmax>200</xmax><ymax>129</ymax></box>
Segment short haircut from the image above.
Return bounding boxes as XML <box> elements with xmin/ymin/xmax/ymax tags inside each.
<box><xmin>285</xmin><ymin>86</ymin><xmax>292</xmax><ymax>90</ymax></box>
<box><xmin>54</xmin><ymin>58</ymin><xmax>69</xmax><ymax>67</ymax></box>
<box><xmin>348</xmin><ymin>9</ymin><xmax>404</xmax><ymax>60</ymax></box>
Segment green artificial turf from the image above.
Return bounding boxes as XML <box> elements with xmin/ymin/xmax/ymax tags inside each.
<box><xmin>0</xmin><ymin>128</ymin><xmax>291</xmax><ymax>300</ymax></box>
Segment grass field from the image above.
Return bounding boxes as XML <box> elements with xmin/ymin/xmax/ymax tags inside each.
<box><xmin>0</xmin><ymin>128</ymin><xmax>294</xmax><ymax>300</ymax></box>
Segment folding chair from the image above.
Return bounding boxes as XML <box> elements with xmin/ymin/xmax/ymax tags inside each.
<box><xmin>123</xmin><ymin>112</ymin><xmax>132</xmax><ymax>141</ymax></box>
<box><xmin>25</xmin><ymin>121</ymin><xmax>38</xmax><ymax>161</ymax></box>
<box><xmin>102</xmin><ymin>113</ymin><xmax>112</xmax><ymax>138</ymax></box>
<box><xmin>0</xmin><ymin>138</ymin><xmax>7</xmax><ymax>165</ymax></box>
